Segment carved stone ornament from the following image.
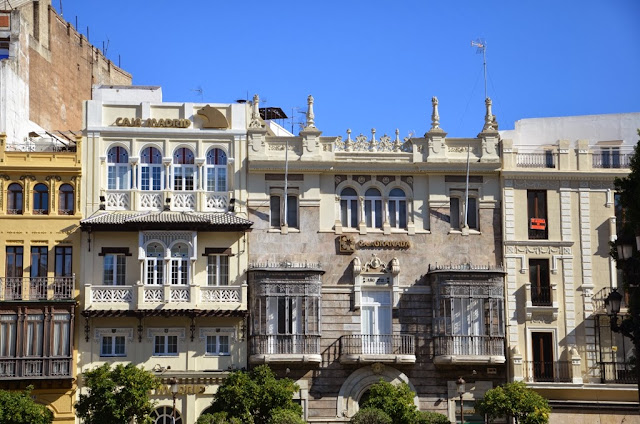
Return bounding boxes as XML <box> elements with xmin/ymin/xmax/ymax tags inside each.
<box><xmin>371</xmin><ymin>363</ymin><xmax>385</xmax><ymax>374</ymax></box>
<box><xmin>339</xmin><ymin>235</ymin><xmax>356</xmax><ymax>254</ymax></box>
<box><xmin>249</xmin><ymin>94</ymin><xmax>262</xmax><ymax>129</ymax></box>
<box><xmin>431</xmin><ymin>96</ymin><xmax>440</xmax><ymax>130</ymax></box>
<box><xmin>197</xmin><ymin>105</ymin><xmax>229</xmax><ymax>129</ymax></box>
<box><xmin>305</xmin><ymin>95</ymin><xmax>316</xmax><ymax>129</ymax></box>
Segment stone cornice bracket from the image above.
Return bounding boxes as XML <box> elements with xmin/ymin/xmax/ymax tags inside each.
<box><xmin>45</xmin><ymin>175</ymin><xmax>62</xmax><ymax>182</ymax></box>
<box><xmin>19</xmin><ymin>175</ymin><xmax>36</xmax><ymax>181</ymax></box>
<box><xmin>248</xmin><ymin>94</ymin><xmax>263</xmax><ymax>129</ymax></box>
<box><xmin>304</xmin><ymin>95</ymin><xmax>316</xmax><ymax>129</ymax></box>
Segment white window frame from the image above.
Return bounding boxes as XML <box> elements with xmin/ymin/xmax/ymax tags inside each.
<box><xmin>139</xmin><ymin>146</ymin><xmax>164</xmax><ymax>191</ymax></box>
<box><xmin>103</xmin><ymin>254</ymin><xmax>126</xmax><ymax>285</ymax></box>
<box><xmin>364</xmin><ymin>188</ymin><xmax>383</xmax><ymax>229</ymax></box>
<box><xmin>169</xmin><ymin>244</ymin><xmax>190</xmax><ymax>286</ymax></box>
<box><xmin>450</xmin><ymin>190</ymin><xmax>479</xmax><ymax>231</ymax></box>
<box><xmin>387</xmin><ymin>187</ymin><xmax>407</xmax><ymax>229</ymax></box>
<box><xmin>340</xmin><ymin>187</ymin><xmax>359</xmax><ymax>229</ymax></box>
<box><xmin>144</xmin><ymin>243</ymin><xmax>165</xmax><ymax>286</ymax></box>
<box><xmin>205</xmin><ymin>148</ymin><xmax>227</xmax><ymax>192</ymax></box>
<box><xmin>106</xmin><ymin>146</ymin><xmax>131</xmax><ymax>190</ymax></box>
<box><xmin>95</xmin><ymin>328</ymin><xmax>133</xmax><ymax>358</ymax></box>
<box><xmin>269</xmin><ymin>189</ymin><xmax>299</xmax><ymax>230</ymax></box>
<box><xmin>149</xmin><ymin>328</ymin><xmax>184</xmax><ymax>357</ymax></box>
<box><xmin>205</xmin><ymin>334</ymin><xmax>231</xmax><ymax>356</ymax></box>
<box><xmin>100</xmin><ymin>334</ymin><xmax>127</xmax><ymax>357</ymax></box>
<box><xmin>207</xmin><ymin>254</ymin><xmax>229</xmax><ymax>286</ymax></box>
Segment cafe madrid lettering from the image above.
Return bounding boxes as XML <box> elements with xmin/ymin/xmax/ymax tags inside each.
<box><xmin>357</xmin><ymin>240</ymin><xmax>411</xmax><ymax>249</ymax></box>
<box><xmin>115</xmin><ymin>117</ymin><xmax>191</xmax><ymax>128</ymax></box>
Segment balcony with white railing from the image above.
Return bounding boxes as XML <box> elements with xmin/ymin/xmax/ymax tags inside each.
<box><xmin>0</xmin><ymin>276</ymin><xmax>75</xmax><ymax>301</ymax></box>
<box><xmin>104</xmin><ymin>189</ymin><xmax>229</xmax><ymax>212</ymax></box>
<box><xmin>339</xmin><ymin>334</ymin><xmax>416</xmax><ymax>364</ymax></box>
<box><xmin>85</xmin><ymin>282</ymin><xmax>247</xmax><ymax>311</ymax></box>
<box><xmin>433</xmin><ymin>335</ymin><xmax>505</xmax><ymax>365</ymax></box>
<box><xmin>249</xmin><ymin>335</ymin><xmax>322</xmax><ymax>364</ymax></box>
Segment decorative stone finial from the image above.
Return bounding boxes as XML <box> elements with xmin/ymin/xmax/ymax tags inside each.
<box><xmin>345</xmin><ymin>129</ymin><xmax>353</xmax><ymax>152</ymax></box>
<box><xmin>370</xmin><ymin>128</ymin><xmax>377</xmax><ymax>152</ymax></box>
<box><xmin>249</xmin><ymin>94</ymin><xmax>262</xmax><ymax>129</ymax></box>
<box><xmin>483</xmin><ymin>97</ymin><xmax>494</xmax><ymax>131</ymax></box>
<box><xmin>305</xmin><ymin>95</ymin><xmax>316</xmax><ymax>129</ymax></box>
<box><xmin>431</xmin><ymin>96</ymin><xmax>440</xmax><ymax>130</ymax></box>
<box><xmin>393</xmin><ymin>129</ymin><xmax>401</xmax><ymax>152</ymax></box>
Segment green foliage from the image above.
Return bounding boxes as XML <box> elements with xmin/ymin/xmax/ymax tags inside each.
<box><xmin>476</xmin><ymin>381</ymin><xmax>550</xmax><ymax>424</ymax></box>
<box><xmin>350</xmin><ymin>407</ymin><xmax>392</xmax><ymax>424</ymax></box>
<box><xmin>75</xmin><ymin>363</ymin><xmax>161</xmax><ymax>424</ymax></box>
<box><xmin>209</xmin><ymin>365</ymin><xmax>302</xmax><ymax>424</ymax></box>
<box><xmin>614</xmin><ymin>133</ymin><xmax>640</xmax><ymax>237</ymax></box>
<box><xmin>414</xmin><ymin>410</ymin><xmax>451</xmax><ymax>424</ymax></box>
<box><xmin>0</xmin><ymin>386</ymin><xmax>53</xmax><ymax>424</ymax></box>
<box><xmin>269</xmin><ymin>408</ymin><xmax>306</xmax><ymax>424</ymax></box>
<box><xmin>196</xmin><ymin>412</ymin><xmax>243</xmax><ymax>424</ymax></box>
<box><xmin>359</xmin><ymin>380</ymin><xmax>417</xmax><ymax>424</ymax></box>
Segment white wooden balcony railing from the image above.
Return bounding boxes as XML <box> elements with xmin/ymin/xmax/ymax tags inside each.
<box><xmin>105</xmin><ymin>190</ymin><xmax>229</xmax><ymax>212</ymax></box>
<box><xmin>0</xmin><ymin>276</ymin><xmax>75</xmax><ymax>301</ymax></box>
<box><xmin>86</xmin><ymin>283</ymin><xmax>246</xmax><ymax>310</ymax></box>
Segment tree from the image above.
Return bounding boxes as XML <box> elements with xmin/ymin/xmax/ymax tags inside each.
<box><xmin>476</xmin><ymin>381</ymin><xmax>550</xmax><ymax>424</ymax></box>
<box><xmin>0</xmin><ymin>386</ymin><xmax>53</xmax><ymax>424</ymax></box>
<box><xmin>350</xmin><ymin>407</ymin><xmax>392</xmax><ymax>424</ymax></box>
<box><xmin>208</xmin><ymin>365</ymin><xmax>302</xmax><ymax>424</ymax></box>
<box><xmin>614</xmin><ymin>132</ymin><xmax>640</xmax><ymax>237</ymax></box>
<box><xmin>75</xmin><ymin>363</ymin><xmax>160</xmax><ymax>424</ymax></box>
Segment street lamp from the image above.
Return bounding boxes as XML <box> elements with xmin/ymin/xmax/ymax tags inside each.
<box><xmin>606</xmin><ymin>239</ymin><xmax>640</xmax><ymax>411</ymax></box>
<box><xmin>456</xmin><ymin>376</ymin><xmax>465</xmax><ymax>424</ymax></box>
<box><xmin>169</xmin><ymin>377</ymin><xmax>179</xmax><ymax>424</ymax></box>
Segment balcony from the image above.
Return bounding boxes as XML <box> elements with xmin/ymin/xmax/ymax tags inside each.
<box><xmin>339</xmin><ymin>334</ymin><xmax>416</xmax><ymax>364</ymax></box>
<box><xmin>524</xmin><ymin>361</ymin><xmax>571</xmax><ymax>383</ymax></box>
<box><xmin>85</xmin><ymin>283</ymin><xmax>247</xmax><ymax>311</ymax></box>
<box><xmin>516</xmin><ymin>152</ymin><xmax>556</xmax><ymax>168</ymax></box>
<box><xmin>105</xmin><ymin>189</ymin><xmax>229</xmax><ymax>212</ymax></box>
<box><xmin>599</xmin><ymin>361</ymin><xmax>636</xmax><ymax>384</ymax></box>
<box><xmin>592</xmin><ymin>153</ymin><xmax>631</xmax><ymax>169</ymax></box>
<box><xmin>0</xmin><ymin>276</ymin><xmax>74</xmax><ymax>301</ymax></box>
<box><xmin>249</xmin><ymin>335</ymin><xmax>321</xmax><ymax>364</ymax></box>
<box><xmin>0</xmin><ymin>357</ymin><xmax>72</xmax><ymax>379</ymax></box>
<box><xmin>525</xmin><ymin>282</ymin><xmax>558</xmax><ymax>320</ymax></box>
<box><xmin>433</xmin><ymin>335</ymin><xmax>505</xmax><ymax>365</ymax></box>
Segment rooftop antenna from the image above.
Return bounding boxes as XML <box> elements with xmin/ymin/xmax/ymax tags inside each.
<box><xmin>470</xmin><ymin>38</ymin><xmax>488</xmax><ymax>99</ymax></box>
<box><xmin>291</xmin><ymin>106</ymin><xmax>306</xmax><ymax>134</ymax></box>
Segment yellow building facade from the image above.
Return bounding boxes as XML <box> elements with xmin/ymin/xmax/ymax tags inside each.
<box><xmin>0</xmin><ymin>133</ymin><xmax>82</xmax><ymax>423</ymax></box>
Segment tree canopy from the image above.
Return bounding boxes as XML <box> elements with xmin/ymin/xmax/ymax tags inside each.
<box><xmin>0</xmin><ymin>386</ymin><xmax>53</xmax><ymax>424</ymax></box>
<box><xmin>208</xmin><ymin>365</ymin><xmax>302</xmax><ymax>424</ymax></box>
<box><xmin>75</xmin><ymin>363</ymin><xmax>160</xmax><ymax>424</ymax></box>
<box><xmin>476</xmin><ymin>381</ymin><xmax>550</xmax><ymax>424</ymax></box>
<box><xmin>614</xmin><ymin>132</ymin><xmax>640</xmax><ymax>238</ymax></box>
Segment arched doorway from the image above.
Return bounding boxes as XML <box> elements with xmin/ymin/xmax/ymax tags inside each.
<box><xmin>151</xmin><ymin>405</ymin><xmax>182</xmax><ymax>424</ymax></box>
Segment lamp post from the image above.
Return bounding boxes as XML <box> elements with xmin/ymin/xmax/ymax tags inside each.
<box><xmin>456</xmin><ymin>376</ymin><xmax>466</xmax><ymax>424</ymax></box>
<box><xmin>606</xmin><ymin>239</ymin><xmax>640</xmax><ymax>411</ymax></box>
<box><xmin>169</xmin><ymin>377</ymin><xmax>179</xmax><ymax>424</ymax></box>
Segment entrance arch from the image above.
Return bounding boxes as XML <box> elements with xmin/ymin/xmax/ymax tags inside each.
<box><xmin>336</xmin><ymin>364</ymin><xmax>418</xmax><ymax>418</ymax></box>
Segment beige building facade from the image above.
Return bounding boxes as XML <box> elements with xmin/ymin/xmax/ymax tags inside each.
<box><xmin>78</xmin><ymin>86</ymin><xmax>252</xmax><ymax>424</ymax></box>
<box><xmin>501</xmin><ymin>114</ymin><xmax>640</xmax><ymax>423</ymax></box>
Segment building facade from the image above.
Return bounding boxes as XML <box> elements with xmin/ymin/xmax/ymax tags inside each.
<box><xmin>0</xmin><ymin>133</ymin><xmax>81</xmax><ymax>423</ymax></box>
<box><xmin>78</xmin><ymin>86</ymin><xmax>252</xmax><ymax>424</ymax></box>
<box><xmin>500</xmin><ymin>114</ymin><xmax>640</xmax><ymax>423</ymax></box>
<box><xmin>245</xmin><ymin>96</ymin><xmax>507</xmax><ymax>422</ymax></box>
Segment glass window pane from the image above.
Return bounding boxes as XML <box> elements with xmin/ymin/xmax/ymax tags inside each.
<box><xmin>270</xmin><ymin>196</ymin><xmax>281</xmax><ymax>228</ymax></box>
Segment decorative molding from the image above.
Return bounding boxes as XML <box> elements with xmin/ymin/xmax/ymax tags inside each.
<box><xmin>198</xmin><ymin>327</ymin><xmax>237</xmax><ymax>341</ymax></box>
<box><xmin>94</xmin><ymin>328</ymin><xmax>134</xmax><ymax>342</ymax></box>
<box><xmin>147</xmin><ymin>328</ymin><xmax>186</xmax><ymax>342</ymax></box>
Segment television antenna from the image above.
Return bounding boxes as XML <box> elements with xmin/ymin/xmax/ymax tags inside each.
<box><xmin>470</xmin><ymin>38</ymin><xmax>488</xmax><ymax>99</ymax></box>
<box><xmin>191</xmin><ymin>86</ymin><xmax>204</xmax><ymax>102</ymax></box>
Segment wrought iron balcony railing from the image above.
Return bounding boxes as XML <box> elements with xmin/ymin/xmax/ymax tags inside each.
<box><xmin>250</xmin><ymin>334</ymin><xmax>321</xmax><ymax>356</ymax></box>
<box><xmin>340</xmin><ymin>334</ymin><xmax>415</xmax><ymax>356</ymax></box>
<box><xmin>599</xmin><ymin>361</ymin><xmax>636</xmax><ymax>384</ymax></box>
<box><xmin>0</xmin><ymin>357</ymin><xmax>72</xmax><ymax>379</ymax></box>
<box><xmin>524</xmin><ymin>360</ymin><xmax>571</xmax><ymax>383</ymax></box>
<box><xmin>433</xmin><ymin>335</ymin><xmax>505</xmax><ymax>357</ymax></box>
<box><xmin>0</xmin><ymin>276</ymin><xmax>74</xmax><ymax>301</ymax></box>
<box><xmin>531</xmin><ymin>286</ymin><xmax>552</xmax><ymax>306</ymax></box>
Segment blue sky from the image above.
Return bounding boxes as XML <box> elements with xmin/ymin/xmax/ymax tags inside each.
<box><xmin>55</xmin><ymin>0</ymin><xmax>639</xmax><ymax>138</ymax></box>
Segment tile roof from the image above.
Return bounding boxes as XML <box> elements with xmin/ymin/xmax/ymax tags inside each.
<box><xmin>81</xmin><ymin>211</ymin><xmax>253</xmax><ymax>230</ymax></box>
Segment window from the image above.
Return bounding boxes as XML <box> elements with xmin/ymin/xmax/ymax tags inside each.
<box><xmin>154</xmin><ymin>335</ymin><xmax>178</xmax><ymax>356</ymax></box>
<box><xmin>450</xmin><ymin>194</ymin><xmax>478</xmax><ymax>230</ymax></box>
<box><xmin>58</xmin><ymin>184</ymin><xmax>74</xmax><ymax>215</ymax></box>
<box><xmin>151</xmin><ymin>406</ymin><xmax>182</xmax><ymax>424</ymax></box>
<box><xmin>101</xmin><ymin>335</ymin><xmax>126</xmax><ymax>357</ymax></box>
<box><xmin>170</xmin><ymin>243</ymin><xmax>189</xmax><ymax>285</ymax></box>
<box><xmin>33</xmin><ymin>183</ymin><xmax>49</xmax><ymax>215</ymax></box>
<box><xmin>0</xmin><ymin>315</ymin><xmax>17</xmax><ymax>357</ymax></box>
<box><xmin>5</xmin><ymin>246</ymin><xmax>23</xmax><ymax>300</ymax></box>
<box><xmin>527</xmin><ymin>190</ymin><xmax>548</xmax><ymax>239</ymax></box>
<box><xmin>104</xmin><ymin>254</ymin><xmax>126</xmax><ymax>285</ymax></box>
<box><xmin>340</xmin><ymin>187</ymin><xmax>358</xmax><ymax>228</ymax></box>
<box><xmin>30</xmin><ymin>246</ymin><xmax>48</xmax><ymax>299</ymax></box>
<box><xmin>601</xmin><ymin>147</ymin><xmax>621</xmax><ymax>168</ymax></box>
<box><xmin>55</xmin><ymin>246</ymin><xmax>72</xmax><ymax>277</ymax></box>
<box><xmin>52</xmin><ymin>313</ymin><xmax>70</xmax><ymax>357</ymax></box>
<box><xmin>205</xmin><ymin>335</ymin><xmax>230</xmax><ymax>355</ymax></box>
<box><xmin>172</xmin><ymin>147</ymin><xmax>196</xmax><ymax>191</ymax></box>
<box><xmin>387</xmin><ymin>188</ymin><xmax>407</xmax><ymax>229</ymax></box>
<box><xmin>531</xmin><ymin>332</ymin><xmax>555</xmax><ymax>382</ymax></box>
<box><xmin>205</xmin><ymin>148</ymin><xmax>227</xmax><ymax>192</ymax></box>
<box><xmin>361</xmin><ymin>290</ymin><xmax>392</xmax><ymax>354</ymax></box>
<box><xmin>270</xmin><ymin>194</ymin><xmax>298</xmax><ymax>229</ymax></box>
<box><xmin>145</xmin><ymin>243</ymin><xmax>164</xmax><ymax>285</ymax></box>
<box><xmin>207</xmin><ymin>255</ymin><xmax>229</xmax><ymax>286</ymax></box>
<box><xmin>364</xmin><ymin>188</ymin><xmax>382</xmax><ymax>229</ymax></box>
<box><xmin>25</xmin><ymin>314</ymin><xmax>44</xmax><ymax>356</ymax></box>
<box><xmin>107</xmin><ymin>146</ymin><xmax>130</xmax><ymax>190</ymax></box>
<box><xmin>0</xmin><ymin>38</ymin><xmax>9</xmax><ymax>60</ymax></box>
<box><xmin>529</xmin><ymin>259</ymin><xmax>551</xmax><ymax>306</ymax></box>
<box><xmin>140</xmin><ymin>146</ymin><xmax>163</xmax><ymax>191</ymax></box>
<box><xmin>7</xmin><ymin>183</ymin><xmax>23</xmax><ymax>214</ymax></box>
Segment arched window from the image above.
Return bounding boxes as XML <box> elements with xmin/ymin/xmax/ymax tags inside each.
<box><xmin>106</xmin><ymin>146</ymin><xmax>130</xmax><ymax>190</ymax></box>
<box><xmin>33</xmin><ymin>183</ymin><xmax>49</xmax><ymax>215</ymax></box>
<box><xmin>140</xmin><ymin>147</ymin><xmax>163</xmax><ymax>191</ymax></box>
<box><xmin>364</xmin><ymin>188</ymin><xmax>382</xmax><ymax>229</ymax></box>
<box><xmin>170</xmin><ymin>243</ymin><xmax>189</xmax><ymax>285</ymax></box>
<box><xmin>58</xmin><ymin>184</ymin><xmax>74</xmax><ymax>215</ymax></box>
<box><xmin>144</xmin><ymin>243</ymin><xmax>164</xmax><ymax>285</ymax></box>
<box><xmin>150</xmin><ymin>406</ymin><xmax>182</xmax><ymax>424</ymax></box>
<box><xmin>388</xmin><ymin>188</ymin><xmax>407</xmax><ymax>229</ymax></box>
<box><xmin>172</xmin><ymin>148</ymin><xmax>196</xmax><ymax>191</ymax></box>
<box><xmin>340</xmin><ymin>187</ymin><xmax>358</xmax><ymax>228</ymax></box>
<box><xmin>7</xmin><ymin>183</ymin><xmax>23</xmax><ymax>215</ymax></box>
<box><xmin>205</xmin><ymin>148</ymin><xmax>227</xmax><ymax>192</ymax></box>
